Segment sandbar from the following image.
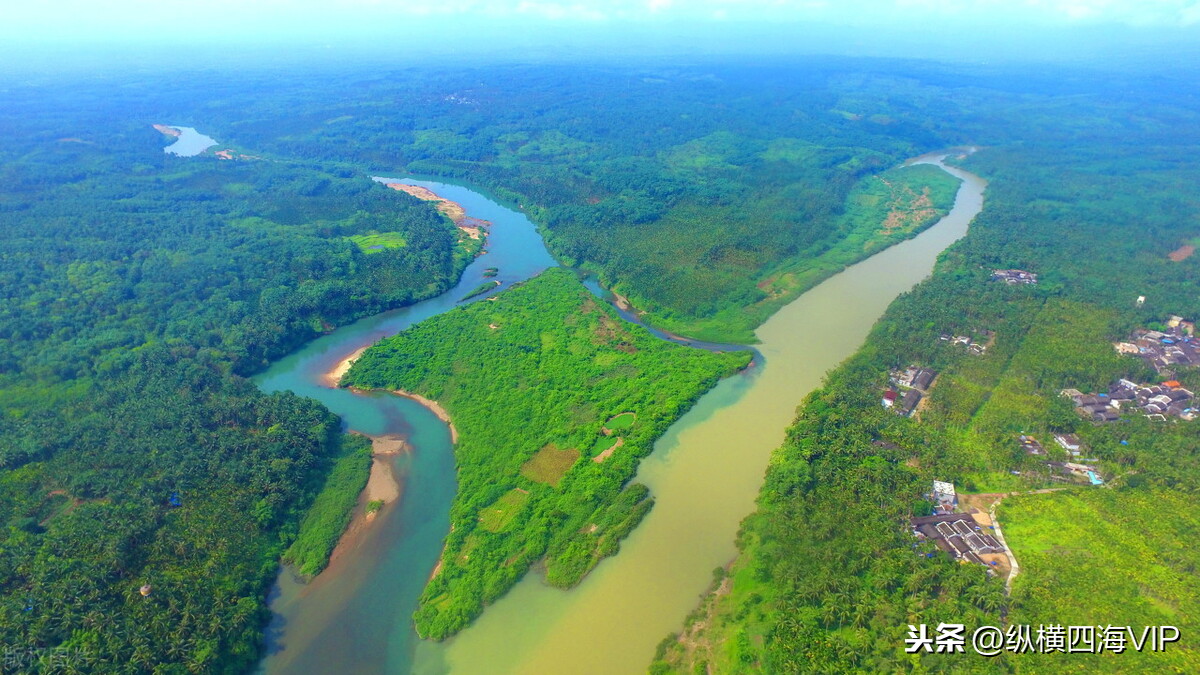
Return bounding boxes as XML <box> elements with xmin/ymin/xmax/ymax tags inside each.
<box><xmin>328</xmin><ymin>433</ymin><xmax>409</xmax><ymax>563</ymax></box>
<box><xmin>324</xmin><ymin>345</ymin><xmax>368</xmax><ymax>387</ymax></box>
<box><xmin>383</xmin><ymin>182</ymin><xmax>490</xmax><ymax>239</ymax></box>
<box><xmin>392</xmin><ymin>390</ymin><xmax>459</xmax><ymax>444</ymax></box>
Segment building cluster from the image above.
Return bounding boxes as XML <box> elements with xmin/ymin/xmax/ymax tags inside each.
<box><xmin>1113</xmin><ymin>316</ymin><xmax>1199</xmax><ymax>375</ymax></box>
<box><xmin>991</xmin><ymin>269</ymin><xmax>1038</xmax><ymax>285</ymax></box>
<box><xmin>883</xmin><ymin>365</ymin><xmax>938</xmax><ymax>416</ymax></box>
<box><xmin>1046</xmin><ymin>461</ymin><xmax>1105</xmax><ymax>486</ymax></box>
<box><xmin>911</xmin><ymin>481</ymin><xmax>1008</xmax><ymax>568</ymax></box>
<box><xmin>939</xmin><ymin>332</ymin><xmax>989</xmax><ymax>355</ymax></box>
<box><xmin>1062</xmin><ymin>379</ymin><xmax>1197</xmax><ymax>422</ymax></box>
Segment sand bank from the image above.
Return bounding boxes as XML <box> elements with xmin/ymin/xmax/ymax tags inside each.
<box><xmin>383</xmin><ymin>183</ymin><xmax>491</xmax><ymax>239</ymax></box>
<box><xmin>392</xmin><ymin>390</ymin><xmax>459</xmax><ymax>444</ymax></box>
<box><xmin>328</xmin><ymin>433</ymin><xmax>410</xmax><ymax>563</ymax></box>
<box><xmin>324</xmin><ymin>346</ymin><xmax>368</xmax><ymax>387</ymax></box>
<box><xmin>385</xmin><ymin>183</ymin><xmax>467</xmax><ymax>222</ymax></box>
<box><xmin>364</xmin><ymin>434</ymin><xmax>408</xmax><ymax>505</ymax></box>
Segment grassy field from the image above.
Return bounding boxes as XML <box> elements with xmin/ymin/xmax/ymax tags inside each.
<box><xmin>347</xmin><ymin>231</ymin><xmax>407</xmax><ymax>253</ymax></box>
<box><xmin>603</xmin><ymin>412</ymin><xmax>636</xmax><ymax>431</ymax></box>
<box><xmin>590</xmin><ymin>435</ymin><xmax>620</xmax><ymax>455</ymax></box>
<box><xmin>478</xmin><ymin>488</ymin><xmax>530</xmax><ymax>533</ymax></box>
<box><xmin>520</xmin><ymin>445</ymin><xmax>580</xmax><ymax>487</ymax></box>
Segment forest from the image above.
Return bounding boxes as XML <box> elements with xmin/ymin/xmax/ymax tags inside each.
<box><xmin>0</xmin><ymin>94</ymin><xmax>469</xmax><ymax>670</ymax></box>
<box><xmin>341</xmin><ymin>268</ymin><xmax>750</xmax><ymax>639</ymax></box>
<box><xmin>123</xmin><ymin>60</ymin><xmax>978</xmax><ymax>342</ymax></box>
<box><xmin>656</xmin><ymin>68</ymin><xmax>1200</xmax><ymax>674</ymax></box>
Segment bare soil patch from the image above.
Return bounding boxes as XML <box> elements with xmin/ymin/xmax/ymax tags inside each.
<box><xmin>1168</xmin><ymin>244</ymin><xmax>1195</xmax><ymax>262</ymax></box>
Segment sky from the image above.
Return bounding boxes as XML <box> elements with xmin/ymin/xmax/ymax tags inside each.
<box><xmin>4</xmin><ymin>0</ymin><xmax>1200</xmax><ymax>67</ymax></box>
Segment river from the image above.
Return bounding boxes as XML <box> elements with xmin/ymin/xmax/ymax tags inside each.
<box><xmin>162</xmin><ymin>126</ymin><xmax>219</xmax><ymax>156</ymax></box>
<box><xmin>255</xmin><ymin>154</ymin><xmax>986</xmax><ymax>674</ymax></box>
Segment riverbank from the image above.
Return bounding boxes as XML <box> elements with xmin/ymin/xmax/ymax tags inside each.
<box><xmin>327</xmin><ymin>433</ymin><xmax>408</xmax><ymax>563</ymax></box>
<box><xmin>390</xmin><ymin>390</ymin><xmax>458</xmax><ymax>444</ymax></box>
<box><xmin>323</xmin><ymin>345</ymin><xmax>368</xmax><ymax>387</ymax></box>
<box><xmin>385</xmin><ymin>183</ymin><xmax>465</xmax><ymax>220</ymax></box>
<box><xmin>384</xmin><ymin>181</ymin><xmax>489</xmax><ymax>241</ymax></box>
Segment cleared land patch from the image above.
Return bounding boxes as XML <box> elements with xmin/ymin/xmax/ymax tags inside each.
<box><xmin>347</xmin><ymin>231</ymin><xmax>407</xmax><ymax>253</ymax></box>
<box><xmin>520</xmin><ymin>444</ymin><xmax>580</xmax><ymax>487</ymax></box>
<box><xmin>1168</xmin><ymin>243</ymin><xmax>1195</xmax><ymax>261</ymax></box>
<box><xmin>478</xmin><ymin>488</ymin><xmax>530</xmax><ymax>533</ymax></box>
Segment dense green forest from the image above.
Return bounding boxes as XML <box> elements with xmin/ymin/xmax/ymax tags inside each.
<box><xmin>0</xmin><ymin>100</ymin><xmax>469</xmax><ymax>670</ymax></box>
<box><xmin>341</xmin><ymin>268</ymin><xmax>750</xmax><ymax>639</ymax></box>
<box><xmin>118</xmin><ymin>61</ymin><xmax>985</xmax><ymax>342</ymax></box>
<box><xmin>657</xmin><ymin>77</ymin><xmax>1200</xmax><ymax>673</ymax></box>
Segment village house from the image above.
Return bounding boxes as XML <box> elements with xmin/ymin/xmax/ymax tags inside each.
<box><xmin>939</xmin><ymin>332</ymin><xmax>989</xmax><ymax>355</ymax></box>
<box><xmin>886</xmin><ymin>365</ymin><xmax>938</xmax><ymax>417</ymax></box>
<box><xmin>1116</xmin><ymin>317</ymin><xmax>1200</xmax><ymax>375</ymax></box>
<box><xmin>1018</xmin><ymin>434</ymin><xmax>1045</xmax><ymax>455</ymax></box>
<box><xmin>1053</xmin><ymin>433</ymin><xmax>1083</xmax><ymax>457</ymax></box>
<box><xmin>931</xmin><ymin>480</ymin><xmax>957</xmax><ymax>514</ymax></box>
<box><xmin>991</xmin><ymin>269</ymin><xmax>1038</xmax><ymax>284</ymax></box>
<box><xmin>910</xmin><ymin>513</ymin><xmax>1006</xmax><ymax>566</ymax></box>
<box><xmin>1047</xmin><ymin>461</ymin><xmax>1105</xmax><ymax>486</ymax></box>
<box><xmin>1062</xmin><ymin>379</ymin><xmax>1197</xmax><ymax>422</ymax></box>
<box><xmin>881</xmin><ymin>389</ymin><xmax>898</xmax><ymax>408</ymax></box>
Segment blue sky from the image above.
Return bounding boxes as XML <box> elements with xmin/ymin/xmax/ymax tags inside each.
<box><xmin>4</xmin><ymin>0</ymin><xmax>1200</xmax><ymax>65</ymax></box>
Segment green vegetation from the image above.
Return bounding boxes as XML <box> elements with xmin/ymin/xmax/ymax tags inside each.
<box><xmin>1002</xmin><ymin>489</ymin><xmax>1200</xmax><ymax>672</ymax></box>
<box><xmin>195</xmin><ymin>63</ymin><xmax>979</xmax><ymax>343</ymax></box>
<box><xmin>5</xmin><ymin>55</ymin><xmax>1200</xmax><ymax>671</ymax></box>
<box><xmin>477</xmin><ymin>489</ymin><xmax>531</xmax><ymax>533</ymax></box>
<box><xmin>343</xmin><ymin>268</ymin><xmax>750</xmax><ymax>639</ymax></box>
<box><xmin>658</xmin><ymin>71</ymin><xmax>1200</xmax><ymax>673</ymax></box>
<box><xmin>283</xmin><ymin>434</ymin><xmax>373</xmax><ymax>578</ymax></box>
<box><xmin>366</xmin><ymin>499</ymin><xmax>385</xmax><ymax>515</ymax></box>
<box><xmin>591</xmin><ymin>435</ymin><xmax>620</xmax><ymax>454</ymax></box>
<box><xmin>347</xmin><ymin>230</ymin><xmax>407</xmax><ymax>253</ymax></box>
<box><xmin>603</xmin><ymin>412</ymin><xmax>637</xmax><ymax>431</ymax></box>
<box><xmin>0</xmin><ymin>89</ymin><xmax>467</xmax><ymax>670</ymax></box>
<box><xmin>459</xmin><ymin>280</ymin><xmax>501</xmax><ymax>302</ymax></box>
<box><xmin>520</xmin><ymin>444</ymin><xmax>581</xmax><ymax>487</ymax></box>
<box><xmin>654</xmin><ymin>162</ymin><xmax>961</xmax><ymax>341</ymax></box>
